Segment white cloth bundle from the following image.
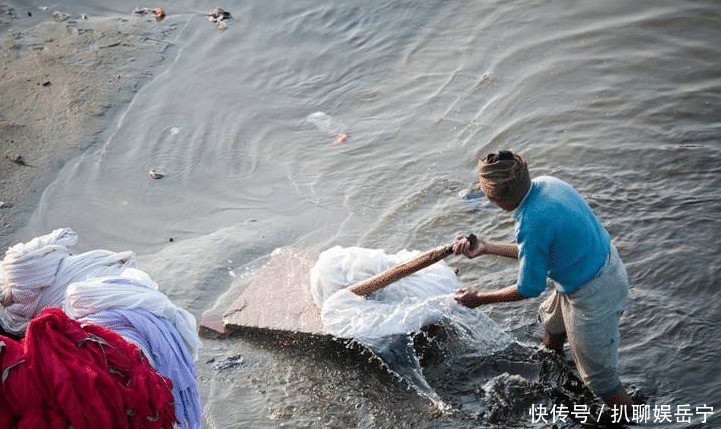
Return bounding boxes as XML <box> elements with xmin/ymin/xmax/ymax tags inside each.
<box><xmin>0</xmin><ymin>228</ymin><xmax>134</xmax><ymax>335</ymax></box>
<box><xmin>64</xmin><ymin>267</ymin><xmax>201</xmax><ymax>361</ymax></box>
<box><xmin>0</xmin><ymin>228</ymin><xmax>199</xmax><ymax>361</ymax></box>
<box><xmin>310</xmin><ymin>246</ymin><xmax>460</xmax><ymax>341</ymax></box>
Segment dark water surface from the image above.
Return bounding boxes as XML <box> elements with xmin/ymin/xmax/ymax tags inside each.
<box><xmin>5</xmin><ymin>0</ymin><xmax>721</xmax><ymax>427</ymax></box>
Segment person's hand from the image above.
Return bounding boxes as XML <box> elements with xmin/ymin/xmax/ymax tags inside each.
<box><xmin>453</xmin><ymin>287</ymin><xmax>486</xmax><ymax>308</ymax></box>
<box><xmin>452</xmin><ymin>234</ymin><xmax>487</xmax><ymax>258</ymax></box>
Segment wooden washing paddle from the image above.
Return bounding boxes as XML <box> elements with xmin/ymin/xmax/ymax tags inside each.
<box><xmin>347</xmin><ymin>234</ymin><xmax>477</xmax><ymax>296</ymax></box>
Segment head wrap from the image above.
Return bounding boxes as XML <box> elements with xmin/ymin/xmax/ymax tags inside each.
<box><xmin>477</xmin><ymin>150</ymin><xmax>531</xmax><ymax>208</ymax></box>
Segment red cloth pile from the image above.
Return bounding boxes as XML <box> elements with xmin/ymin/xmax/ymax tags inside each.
<box><xmin>0</xmin><ymin>308</ymin><xmax>177</xmax><ymax>428</ymax></box>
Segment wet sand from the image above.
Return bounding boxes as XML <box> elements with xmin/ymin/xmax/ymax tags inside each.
<box><xmin>0</xmin><ymin>4</ymin><xmax>174</xmax><ymax>250</ymax></box>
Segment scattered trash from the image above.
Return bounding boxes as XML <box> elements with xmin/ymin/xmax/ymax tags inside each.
<box><xmin>213</xmin><ymin>354</ymin><xmax>244</xmax><ymax>371</ymax></box>
<box><xmin>460</xmin><ymin>188</ymin><xmax>484</xmax><ymax>201</ymax></box>
<box><xmin>4</xmin><ymin>8</ymin><xmax>17</xmax><ymax>19</ymax></box>
<box><xmin>207</xmin><ymin>8</ymin><xmax>231</xmax><ymax>23</ymax></box>
<box><xmin>208</xmin><ymin>8</ymin><xmax>231</xmax><ymax>31</ymax></box>
<box><xmin>306</xmin><ymin>112</ymin><xmax>351</xmax><ymax>145</ymax></box>
<box><xmin>133</xmin><ymin>7</ymin><xmax>166</xmax><ymax>22</ymax></box>
<box><xmin>52</xmin><ymin>11</ymin><xmax>69</xmax><ymax>22</ymax></box>
<box><xmin>153</xmin><ymin>8</ymin><xmax>165</xmax><ymax>21</ymax></box>
<box><xmin>307</xmin><ymin>112</ymin><xmax>344</xmax><ymax>134</ymax></box>
<box><xmin>42</xmin><ymin>80</ymin><xmax>51</xmax><ymax>87</ymax></box>
<box><xmin>5</xmin><ymin>154</ymin><xmax>27</xmax><ymax>166</ymax></box>
<box><xmin>148</xmin><ymin>169</ymin><xmax>164</xmax><ymax>179</ymax></box>
<box><xmin>459</xmin><ymin>187</ymin><xmax>487</xmax><ymax>212</ymax></box>
<box><xmin>333</xmin><ymin>132</ymin><xmax>351</xmax><ymax>145</ymax></box>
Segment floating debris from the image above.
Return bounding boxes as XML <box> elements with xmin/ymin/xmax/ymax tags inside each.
<box><xmin>152</xmin><ymin>8</ymin><xmax>165</xmax><ymax>21</ymax></box>
<box><xmin>460</xmin><ymin>188</ymin><xmax>484</xmax><ymax>201</ymax></box>
<box><xmin>207</xmin><ymin>8</ymin><xmax>231</xmax><ymax>23</ymax></box>
<box><xmin>306</xmin><ymin>112</ymin><xmax>351</xmax><ymax>145</ymax></box>
<box><xmin>207</xmin><ymin>8</ymin><xmax>231</xmax><ymax>31</ymax></box>
<box><xmin>148</xmin><ymin>169</ymin><xmax>164</xmax><ymax>179</ymax></box>
<box><xmin>333</xmin><ymin>132</ymin><xmax>350</xmax><ymax>145</ymax></box>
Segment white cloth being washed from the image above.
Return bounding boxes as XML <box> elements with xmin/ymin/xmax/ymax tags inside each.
<box><xmin>310</xmin><ymin>246</ymin><xmax>460</xmax><ymax>341</ymax></box>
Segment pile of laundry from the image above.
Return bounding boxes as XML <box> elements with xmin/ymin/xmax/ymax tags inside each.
<box><xmin>0</xmin><ymin>228</ymin><xmax>202</xmax><ymax>429</ymax></box>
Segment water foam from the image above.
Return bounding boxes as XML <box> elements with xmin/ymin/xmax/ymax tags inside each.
<box><xmin>310</xmin><ymin>246</ymin><xmax>512</xmax><ymax>409</ymax></box>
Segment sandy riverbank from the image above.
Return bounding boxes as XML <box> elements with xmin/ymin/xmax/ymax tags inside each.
<box><xmin>0</xmin><ymin>4</ymin><xmax>176</xmax><ymax>250</ymax></box>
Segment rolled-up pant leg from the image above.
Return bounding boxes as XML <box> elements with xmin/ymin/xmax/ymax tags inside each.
<box><xmin>539</xmin><ymin>245</ymin><xmax>629</xmax><ymax>396</ymax></box>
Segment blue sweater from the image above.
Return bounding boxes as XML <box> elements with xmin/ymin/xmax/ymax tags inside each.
<box><xmin>513</xmin><ymin>176</ymin><xmax>611</xmax><ymax>298</ymax></box>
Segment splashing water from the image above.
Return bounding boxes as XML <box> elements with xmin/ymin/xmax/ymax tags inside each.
<box><xmin>308</xmin><ymin>246</ymin><xmax>609</xmax><ymax>426</ymax></box>
<box><xmin>310</xmin><ymin>246</ymin><xmax>514</xmax><ymax>410</ymax></box>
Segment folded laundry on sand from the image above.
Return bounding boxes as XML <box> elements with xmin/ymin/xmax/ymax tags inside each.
<box><xmin>0</xmin><ymin>228</ymin><xmax>202</xmax><ymax>429</ymax></box>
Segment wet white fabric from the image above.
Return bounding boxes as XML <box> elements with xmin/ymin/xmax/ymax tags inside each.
<box><xmin>64</xmin><ymin>267</ymin><xmax>201</xmax><ymax>361</ymax></box>
<box><xmin>0</xmin><ymin>228</ymin><xmax>134</xmax><ymax>335</ymax></box>
<box><xmin>310</xmin><ymin>246</ymin><xmax>460</xmax><ymax>341</ymax></box>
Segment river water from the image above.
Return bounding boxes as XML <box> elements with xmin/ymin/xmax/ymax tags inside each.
<box><xmin>5</xmin><ymin>0</ymin><xmax>721</xmax><ymax>428</ymax></box>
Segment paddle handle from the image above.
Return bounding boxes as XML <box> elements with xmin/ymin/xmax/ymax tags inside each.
<box><xmin>347</xmin><ymin>234</ymin><xmax>477</xmax><ymax>297</ymax></box>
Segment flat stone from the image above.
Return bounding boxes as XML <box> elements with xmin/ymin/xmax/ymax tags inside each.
<box><xmin>199</xmin><ymin>247</ymin><xmax>324</xmax><ymax>338</ymax></box>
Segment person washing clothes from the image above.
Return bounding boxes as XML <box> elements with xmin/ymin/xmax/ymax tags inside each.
<box><xmin>452</xmin><ymin>150</ymin><xmax>634</xmax><ymax>409</ymax></box>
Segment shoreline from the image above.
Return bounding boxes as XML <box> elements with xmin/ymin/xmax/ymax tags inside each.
<box><xmin>0</xmin><ymin>5</ymin><xmax>177</xmax><ymax>251</ymax></box>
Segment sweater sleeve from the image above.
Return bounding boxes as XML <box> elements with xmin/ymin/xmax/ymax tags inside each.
<box><xmin>516</xmin><ymin>241</ymin><xmax>549</xmax><ymax>298</ymax></box>
<box><xmin>515</xmin><ymin>218</ymin><xmax>551</xmax><ymax>298</ymax></box>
